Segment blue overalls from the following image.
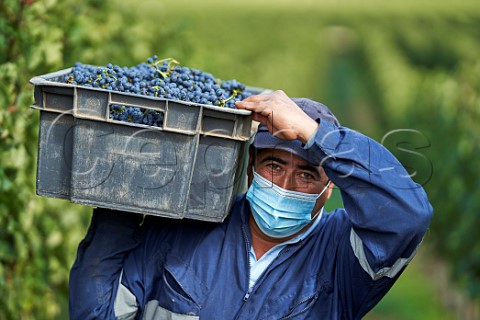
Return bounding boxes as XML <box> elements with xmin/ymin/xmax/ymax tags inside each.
<box><xmin>70</xmin><ymin>119</ymin><xmax>433</xmax><ymax>319</ymax></box>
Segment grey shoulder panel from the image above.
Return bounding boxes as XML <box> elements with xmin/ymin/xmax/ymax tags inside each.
<box><xmin>349</xmin><ymin>228</ymin><xmax>419</xmax><ymax>281</ymax></box>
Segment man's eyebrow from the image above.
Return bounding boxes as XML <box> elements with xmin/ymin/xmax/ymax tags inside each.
<box><xmin>259</xmin><ymin>156</ymin><xmax>288</xmax><ymax>165</ymax></box>
<box><xmin>297</xmin><ymin>164</ymin><xmax>321</xmax><ymax>175</ymax></box>
<box><xmin>260</xmin><ymin>156</ymin><xmax>320</xmax><ymax>175</ymax></box>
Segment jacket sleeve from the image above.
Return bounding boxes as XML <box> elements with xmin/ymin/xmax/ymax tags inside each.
<box><xmin>69</xmin><ymin>208</ymin><xmax>144</xmax><ymax>320</ymax></box>
<box><xmin>306</xmin><ymin>119</ymin><xmax>433</xmax><ymax>313</ymax></box>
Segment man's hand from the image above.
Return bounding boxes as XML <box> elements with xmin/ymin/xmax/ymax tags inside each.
<box><xmin>235</xmin><ymin>90</ymin><xmax>319</xmax><ymax>144</ymax></box>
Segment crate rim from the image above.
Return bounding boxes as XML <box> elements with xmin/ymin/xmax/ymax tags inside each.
<box><xmin>28</xmin><ymin>66</ymin><xmax>271</xmax><ymax>116</ymax></box>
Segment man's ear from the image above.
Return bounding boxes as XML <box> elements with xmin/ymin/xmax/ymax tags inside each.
<box><xmin>325</xmin><ymin>182</ymin><xmax>335</xmax><ymax>200</ymax></box>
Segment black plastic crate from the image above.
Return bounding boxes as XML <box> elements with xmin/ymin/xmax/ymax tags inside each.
<box><xmin>30</xmin><ymin>67</ymin><xmax>263</xmax><ymax>222</ymax></box>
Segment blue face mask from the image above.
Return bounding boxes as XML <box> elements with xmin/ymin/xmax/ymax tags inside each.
<box><xmin>246</xmin><ymin>170</ymin><xmax>331</xmax><ymax>239</ymax></box>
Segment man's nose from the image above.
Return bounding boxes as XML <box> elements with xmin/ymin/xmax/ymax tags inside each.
<box><xmin>275</xmin><ymin>174</ymin><xmax>295</xmax><ymax>190</ymax></box>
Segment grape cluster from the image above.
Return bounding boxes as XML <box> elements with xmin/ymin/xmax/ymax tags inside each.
<box><xmin>110</xmin><ymin>104</ymin><xmax>164</xmax><ymax>126</ymax></box>
<box><xmin>62</xmin><ymin>56</ymin><xmax>253</xmax><ymax>127</ymax></box>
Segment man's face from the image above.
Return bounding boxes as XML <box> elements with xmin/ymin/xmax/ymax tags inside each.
<box><xmin>249</xmin><ymin>148</ymin><xmax>332</xmax><ymax>217</ymax></box>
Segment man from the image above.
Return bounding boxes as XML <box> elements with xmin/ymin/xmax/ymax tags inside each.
<box><xmin>70</xmin><ymin>90</ymin><xmax>433</xmax><ymax>319</ymax></box>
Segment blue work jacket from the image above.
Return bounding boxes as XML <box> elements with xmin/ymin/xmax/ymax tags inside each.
<box><xmin>69</xmin><ymin>120</ymin><xmax>433</xmax><ymax>319</ymax></box>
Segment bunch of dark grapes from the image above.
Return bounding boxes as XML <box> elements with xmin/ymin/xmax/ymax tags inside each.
<box><xmin>109</xmin><ymin>104</ymin><xmax>164</xmax><ymax>126</ymax></box>
<box><xmin>62</xmin><ymin>56</ymin><xmax>253</xmax><ymax>127</ymax></box>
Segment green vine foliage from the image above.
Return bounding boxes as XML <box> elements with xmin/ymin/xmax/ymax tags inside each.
<box><xmin>0</xmin><ymin>1</ymin><xmax>97</xmax><ymax>318</ymax></box>
<box><xmin>413</xmin><ymin>64</ymin><xmax>480</xmax><ymax>298</ymax></box>
<box><xmin>313</xmin><ymin>13</ymin><xmax>480</xmax><ymax>299</ymax></box>
<box><xmin>354</xmin><ymin>19</ymin><xmax>480</xmax><ymax>298</ymax></box>
<box><xmin>0</xmin><ymin>0</ymin><xmax>181</xmax><ymax>318</ymax></box>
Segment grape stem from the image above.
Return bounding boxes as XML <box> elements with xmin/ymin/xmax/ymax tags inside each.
<box><xmin>152</xmin><ymin>57</ymin><xmax>180</xmax><ymax>79</ymax></box>
<box><xmin>219</xmin><ymin>89</ymin><xmax>242</xmax><ymax>107</ymax></box>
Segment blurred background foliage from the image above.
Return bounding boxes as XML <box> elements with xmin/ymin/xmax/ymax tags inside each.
<box><xmin>0</xmin><ymin>0</ymin><xmax>479</xmax><ymax>318</ymax></box>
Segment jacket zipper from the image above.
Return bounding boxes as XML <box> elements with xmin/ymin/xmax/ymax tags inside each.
<box><xmin>242</xmin><ymin>223</ymin><xmax>252</xmax><ymax>302</ymax></box>
<box><xmin>242</xmin><ymin>237</ymin><xmax>300</xmax><ymax>302</ymax></box>
<box><xmin>280</xmin><ymin>293</ymin><xmax>319</xmax><ymax>319</ymax></box>
<box><xmin>177</xmin><ymin>280</ymin><xmax>195</xmax><ymax>304</ymax></box>
<box><xmin>164</xmin><ymin>266</ymin><xmax>196</xmax><ymax>305</ymax></box>
<box><xmin>236</xmin><ymin>217</ymin><xmax>305</xmax><ymax>319</ymax></box>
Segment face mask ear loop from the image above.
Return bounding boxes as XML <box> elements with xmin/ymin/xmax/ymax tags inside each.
<box><xmin>315</xmin><ymin>180</ymin><xmax>331</xmax><ymax>200</ymax></box>
<box><xmin>311</xmin><ymin>180</ymin><xmax>331</xmax><ymax>220</ymax></box>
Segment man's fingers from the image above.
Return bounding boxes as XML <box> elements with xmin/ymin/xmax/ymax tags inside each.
<box><xmin>234</xmin><ymin>100</ymin><xmax>252</xmax><ymax>109</ymax></box>
<box><xmin>235</xmin><ymin>101</ymin><xmax>272</xmax><ymax>116</ymax></box>
<box><xmin>235</xmin><ymin>99</ymin><xmax>264</xmax><ymax>109</ymax></box>
<box><xmin>240</xmin><ymin>93</ymin><xmax>271</xmax><ymax>103</ymax></box>
<box><xmin>251</xmin><ymin>113</ymin><xmax>270</xmax><ymax>126</ymax></box>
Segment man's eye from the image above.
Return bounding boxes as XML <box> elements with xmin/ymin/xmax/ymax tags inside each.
<box><xmin>299</xmin><ymin>172</ymin><xmax>316</xmax><ymax>181</ymax></box>
<box><xmin>266</xmin><ymin>163</ymin><xmax>281</xmax><ymax>172</ymax></box>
